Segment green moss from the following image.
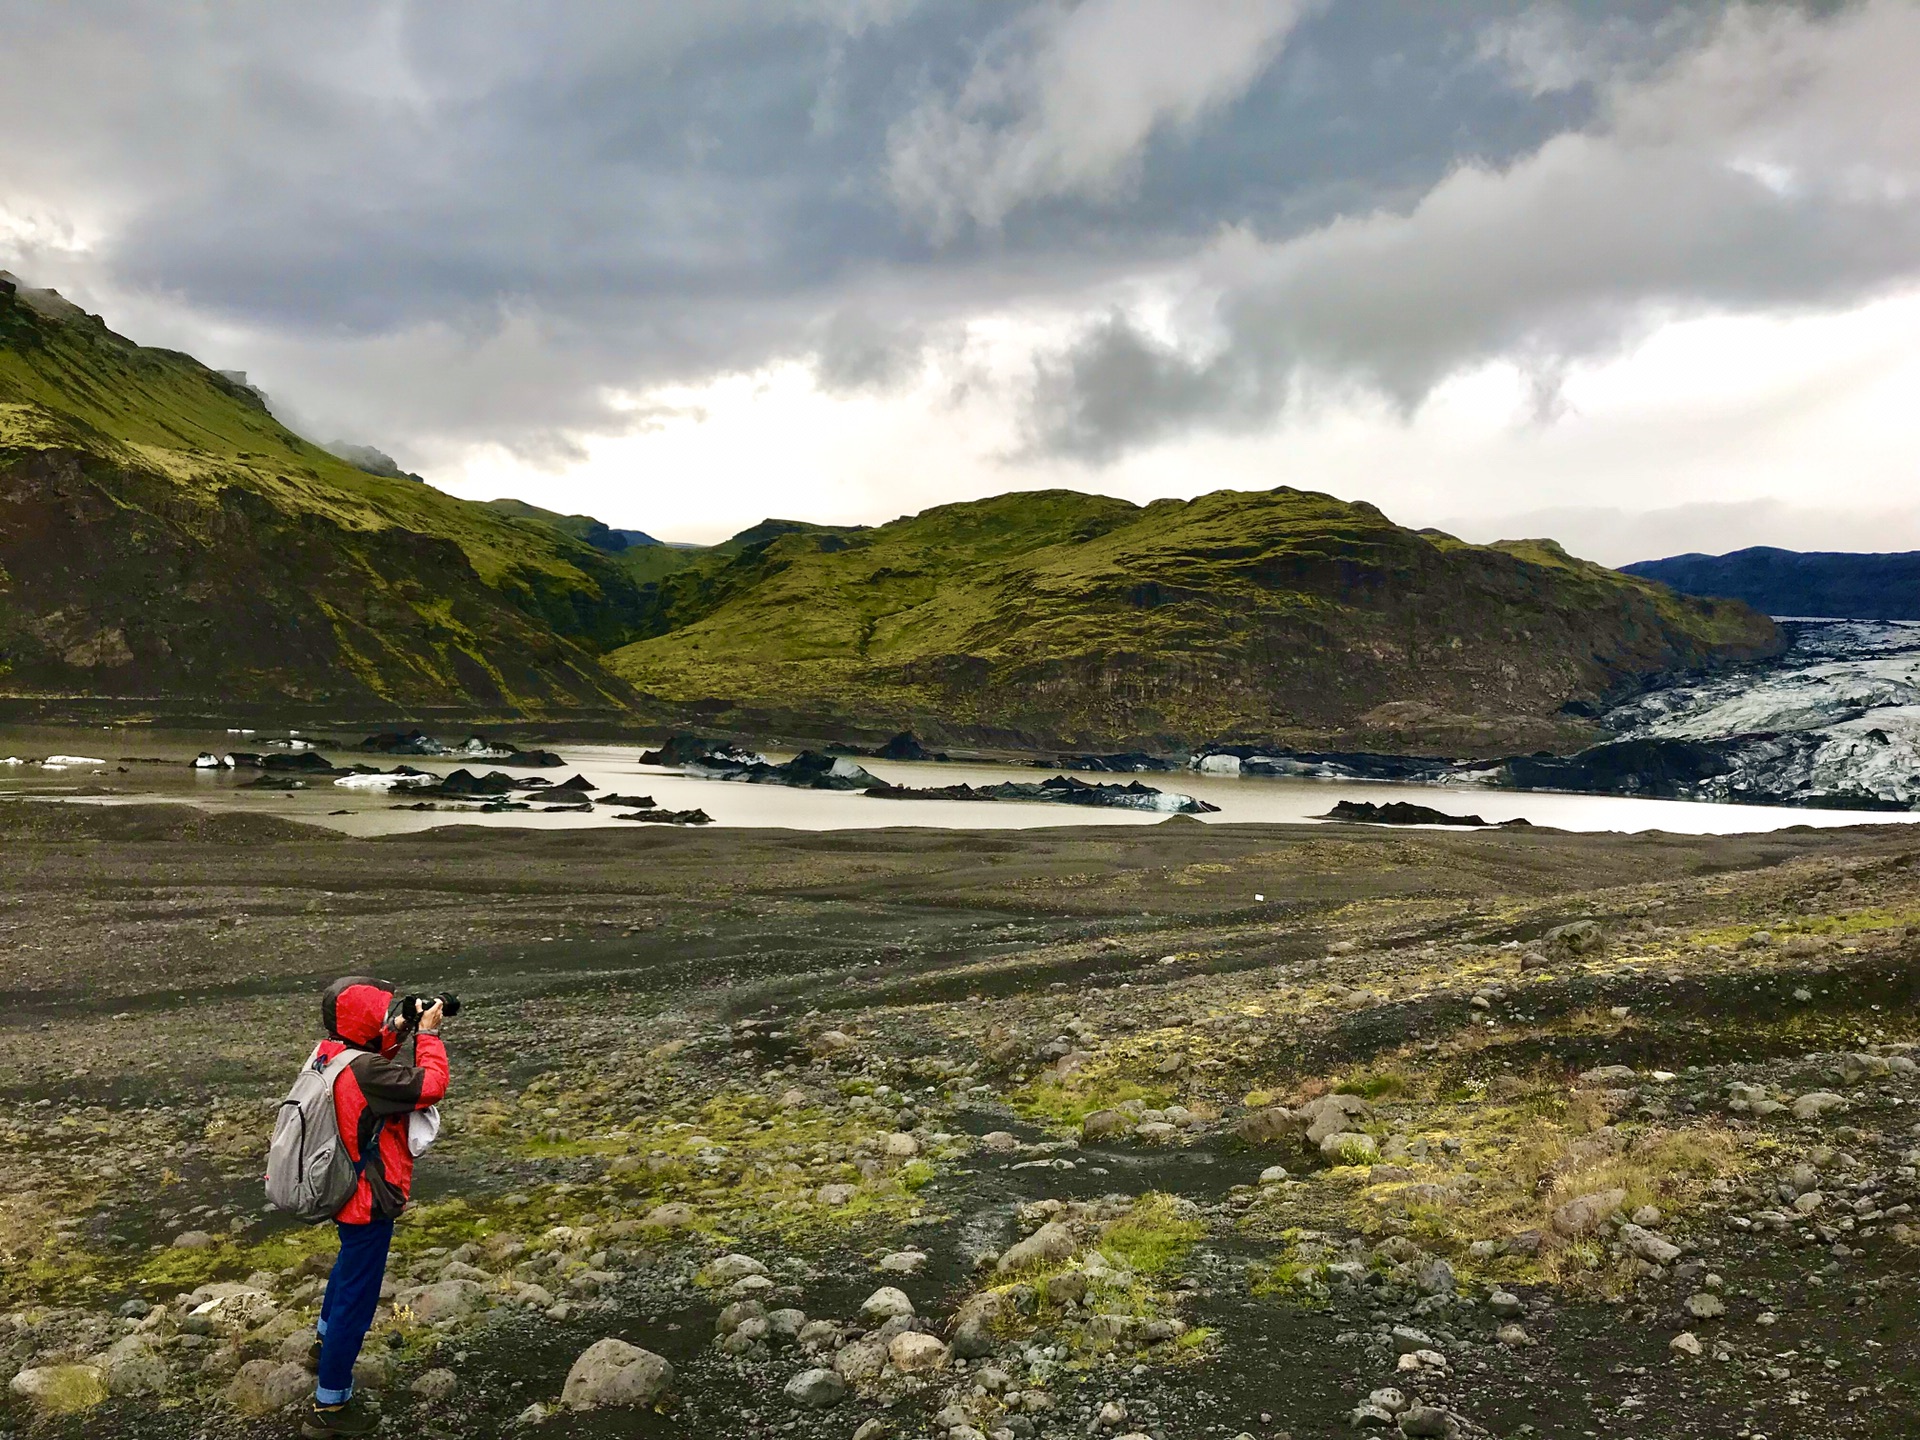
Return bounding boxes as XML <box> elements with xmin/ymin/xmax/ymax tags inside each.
<box><xmin>1098</xmin><ymin>1193</ymin><xmax>1204</xmax><ymax>1277</ymax></box>
<box><xmin>1013</xmin><ymin>1078</ymin><xmax>1173</xmax><ymax>1131</ymax></box>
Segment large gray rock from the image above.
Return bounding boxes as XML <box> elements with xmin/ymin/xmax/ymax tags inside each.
<box><xmin>1298</xmin><ymin>1093</ymin><xmax>1374</xmax><ymax>1145</ymax></box>
<box><xmin>887</xmin><ymin>1332</ymin><xmax>949</xmax><ymax>1373</ymax></box>
<box><xmin>784</xmin><ymin>1367</ymin><xmax>847</xmax><ymax>1408</ymax></box>
<box><xmin>1619</xmin><ymin>1223</ymin><xmax>1682</xmax><ymax>1265</ymax></box>
<box><xmin>701</xmin><ymin>1253</ymin><xmax>768</xmax><ymax>1285</ymax></box>
<box><xmin>1543</xmin><ymin>920</ymin><xmax>1605</xmax><ymax>956</ymax></box>
<box><xmin>224</xmin><ymin>1359</ymin><xmax>310</xmax><ymax>1417</ymax></box>
<box><xmin>1232</xmin><ymin>1105</ymin><xmax>1302</xmax><ymax>1145</ymax></box>
<box><xmin>398</xmin><ymin>1278</ymin><xmax>487</xmax><ymax>1323</ymax></box>
<box><xmin>997</xmin><ymin>1221</ymin><xmax>1077</xmax><ymax>1274</ymax></box>
<box><xmin>9</xmin><ymin>1364</ymin><xmax>108</xmax><ymax>1414</ymax></box>
<box><xmin>1319</xmin><ymin>1131</ymin><xmax>1379</xmax><ymax>1165</ymax></box>
<box><xmin>833</xmin><ymin>1339</ymin><xmax>888</xmax><ymax>1383</ymax></box>
<box><xmin>97</xmin><ymin>1334</ymin><xmax>167</xmax><ymax>1396</ymax></box>
<box><xmin>860</xmin><ymin>1285</ymin><xmax>915</xmax><ymax>1321</ymax></box>
<box><xmin>1793</xmin><ymin>1092</ymin><xmax>1847</xmax><ymax>1120</ymax></box>
<box><xmin>1551</xmin><ymin>1188</ymin><xmax>1626</xmax><ymax>1238</ymax></box>
<box><xmin>561</xmin><ymin>1339</ymin><xmax>674</xmax><ymax>1410</ymax></box>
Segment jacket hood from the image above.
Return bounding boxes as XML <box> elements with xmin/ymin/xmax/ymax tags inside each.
<box><xmin>321</xmin><ymin>975</ymin><xmax>401</xmax><ymax>1054</ymax></box>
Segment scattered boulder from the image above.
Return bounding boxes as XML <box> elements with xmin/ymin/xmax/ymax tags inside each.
<box><xmin>998</xmin><ymin>1221</ymin><xmax>1077</xmax><ymax>1273</ymax></box>
<box><xmin>887</xmin><ymin>1332</ymin><xmax>950</xmax><ymax>1373</ymax></box>
<box><xmin>702</xmin><ymin>1254</ymin><xmax>769</xmax><ymax>1285</ymax></box>
<box><xmin>1620</xmin><ymin>1223</ymin><xmax>1682</xmax><ymax>1265</ymax></box>
<box><xmin>224</xmin><ymin>1359</ymin><xmax>309</xmax><ymax>1417</ymax></box>
<box><xmin>396</xmin><ymin>1278</ymin><xmax>487</xmax><ymax>1322</ymax></box>
<box><xmin>1320</xmin><ymin>1131</ymin><xmax>1380</xmax><ymax>1166</ymax></box>
<box><xmin>860</xmin><ymin>1286</ymin><xmax>915</xmax><ymax>1322</ymax></box>
<box><xmin>641</xmin><ymin>1203</ymin><xmax>697</xmax><ymax>1229</ymax></box>
<box><xmin>1793</xmin><ymin>1092</ymin><xmax>1847</xmax><ymax>1120</ymax></box>
<box><xmin>411</xmin><ymin>1368</ymin><xmax>458</xmax><ymax>1400</ymax></box>
<box><xmin>561</xmin><ymin>1339</ymin><xmax>674</xmax><ymax>1410</ymax></box>
<box><xmin>1232</xmin><ymin>1105</ymin><xmax>1303</xmax><ymax>1145</ymax></box>
<box><xmin>1543</xmin><ymin>920</ymin><xmax>1605</xmax><ymax>956</ymax></box>
<box><xmin>1551</xmin><ymin>1188</ymin><xmax>1627</xmax><ymax>1238</ymax></box>
<box><xmin>784</xmin><ymin>1367</ymin><xmax>848</xmax><ymax>1408</ymax></box>
<box><xmin>9</xmin><ymin>1364</ymin><xmax>108</xmax><ymax>1414</ymax></box>
<box><xmin>97</xmin><ymin>1334</ymin><xmax>167</xmax><ymax>1396</ymax></box>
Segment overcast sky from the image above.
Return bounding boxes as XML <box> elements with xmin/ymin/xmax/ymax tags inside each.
<box><xmin>3</xmin><ymin>0</ymin><xmax>1917</xmax><ymax>562</ymax></box>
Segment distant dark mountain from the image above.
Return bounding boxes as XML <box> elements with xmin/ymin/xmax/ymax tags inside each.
<box><xmin>1621</xmin><ymin>548</ymin><xmax>1920</xmax><ymax>621</ymax></box>
<box><xmin>611</xmin><ymin>528</ymin><xmax>662</xmax><ymax>548</ymax></box>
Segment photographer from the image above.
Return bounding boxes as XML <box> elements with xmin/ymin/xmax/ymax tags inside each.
<box><xmin>302</xmin><ymin>977</ymin><xmax>451</xmax><ymax>1439</ymax></box>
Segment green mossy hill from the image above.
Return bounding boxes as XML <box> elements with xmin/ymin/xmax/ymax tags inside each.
<box><xmin>608</xmin><ymin>487</ymin><xmax>1782</xmax><ymax>753</ymax></box>
<box><xmin>0</xmin><ymin>280</ymin><xmax>649</xmax><ymax>714</ymax></box>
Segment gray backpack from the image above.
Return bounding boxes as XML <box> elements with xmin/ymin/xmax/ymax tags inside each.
<box><xmin>264</xmin><ymin>1044</ymin><xmax>367</xmax><ymax>1222</ymax></box>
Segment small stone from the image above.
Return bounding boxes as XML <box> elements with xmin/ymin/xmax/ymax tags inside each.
<box><xmin>1496</xmin><ymin>1323</ymin><xmax>1532</xmax><ymax>1346</ymax></box>
<box><xmin>1671</xmin><ymin>1332</ymin><xmax>1703</xmax><ymax>1357</ymax></box>
<box><xmin>783</xmin><ymin>1367</ymin><xmax>848</xmax><ymax>1408</ymax></box>
<box><xmin>853</xmin><ymin>1422</ymin><xmax>890</xmax><ymax>1440</ymax></box>
<box><xmin>878</xmin><ymin>1249</ymin><xmax>928</xmax><ymax>1274</ymax></box>
<box><xmin>816</xmin><ymin>1182</ymin><xmax>860</xmax><ymax>1206</ymax></box>
<box><xmin>979</xmin><ymin>1131</ymin><xmax>1019</xmax><ymax>1152</ymax></box>
<box><xmin>641</xmin><ymin>1203</ymin><xmax>697</xmax><ymax>1228</ymax></box>
<box><xmin>172</xmin><ymin>1229</ymin><xmax>216</xmax><ymax>1249</ymax></box>
<box><xmin>1258</xmin><ymin>1164</ymin><xmax>1290</xmax><ymax>1184</ymax></box>
<box><xmin>1487</xmin><ymin>1290</ymin><xmax>1524</xmax><ymax>1318</ymax></box>
<box><xmin>1793</xmin><ymin>1092</ymin><xmax>1847</xmax><ymax>1120</ymax></box>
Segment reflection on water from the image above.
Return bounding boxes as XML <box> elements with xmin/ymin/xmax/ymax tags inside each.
<box><xmin>1</xmin><ymin>724</ymin><xmax>1915</xmax><ymax>837</ymax></box>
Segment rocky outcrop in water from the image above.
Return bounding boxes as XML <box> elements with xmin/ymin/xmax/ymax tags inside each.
<box><xmin>1320</xmin><ymin>801</ymin><xmax>1529</xmax><ymax>828</ymax></box>
<box><xmin>866</xmin><ymin>774</ymin><xmax>1219</xmax><ymax>815</ymax></box>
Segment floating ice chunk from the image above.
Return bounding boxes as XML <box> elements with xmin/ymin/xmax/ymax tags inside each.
<box><xmin>42</xmin><ymin>755</ymin><xmax>107</xmax><ymax>767</ymax></box>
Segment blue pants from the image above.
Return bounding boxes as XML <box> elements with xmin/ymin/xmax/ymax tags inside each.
<box><xmin>315</xmin><ymin>1215</ymin><xmax>394</xmax><ymax>1405</ymax></box>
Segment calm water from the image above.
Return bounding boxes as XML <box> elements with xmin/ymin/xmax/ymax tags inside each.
<box><xmin>1</xmin><ymin>724</ymin><xmax>1913</xmax><ymax>836</ymax></box>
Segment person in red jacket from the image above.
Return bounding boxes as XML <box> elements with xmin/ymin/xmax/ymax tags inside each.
<box><xmin>303</xmin><ymin>976</ymin><xmax>450</xmax><ymax>1439</ymax></box>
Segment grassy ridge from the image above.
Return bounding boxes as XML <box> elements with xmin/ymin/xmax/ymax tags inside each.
<box><xmin>608</xmin><ymin>487</ymin><xmax>1782</xmax><ymax>751</ymax></box>
<box><xmin>0</xmin><ymin>286</ymin><xmax>647</xmax><ymax>712</ymax></box>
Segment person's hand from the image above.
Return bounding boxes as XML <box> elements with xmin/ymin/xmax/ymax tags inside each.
<box><xmin>418</xmin><ymin>1000</ymin><xmax>445</xmax><ymax>1035</ymax></box>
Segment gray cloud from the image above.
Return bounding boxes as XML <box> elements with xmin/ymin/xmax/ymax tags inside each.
<box><xmin>886</xmin><ymin>0</ymin><xmax>1316</xmax><ymax>238</ymax></box>
<box><xmin>1025</xmin><ymin>0</ymin><xmax>1920</xmax><ymax>459</ymax></box>
<box><xmin>0</xmin><ymin>0</ymin><xmax>1902</xmax><ymax>494</ymax></box>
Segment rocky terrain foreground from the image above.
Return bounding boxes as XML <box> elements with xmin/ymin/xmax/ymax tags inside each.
<box><xmin>5</xmin><ymin>803</ymin><xmax>1920</xmax><ymax>1438</ymax></box>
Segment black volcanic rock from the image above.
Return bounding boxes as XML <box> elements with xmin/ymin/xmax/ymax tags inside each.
<box><xmin>1622</xmin><ymin>547</ymin><xmax>1920</xmax><ymax>621</ymax></box>
<box><xmin>1321</xmin><ymin>799</ymin><xmax>1504</xmax><ymax>826</ymax></box>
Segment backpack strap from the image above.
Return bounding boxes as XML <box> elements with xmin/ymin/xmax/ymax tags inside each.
<box><xmin>313</xmin><ymin>1044</ymin><xmax>375</xmax><ymax>1176</ymax></box>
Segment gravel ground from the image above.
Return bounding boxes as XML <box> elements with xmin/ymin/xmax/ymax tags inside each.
<box><xmin>5</xmin><ymin>801</ymin><xmax>1920</xmax><ymax>1440</ymax></box>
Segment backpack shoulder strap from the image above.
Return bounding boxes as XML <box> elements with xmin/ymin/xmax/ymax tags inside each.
<box><xmin>313</xmin><ymin>1044</ymin><xmax>370</xmax><ymax>1090</ymax></box>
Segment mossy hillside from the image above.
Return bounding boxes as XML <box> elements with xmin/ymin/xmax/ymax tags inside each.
<box><xmin>609</xmin><ymin>486</ymin><xmax>1782</xmax><ymax>752</ymax></box>
<box><xmin>0</xmin><ymin>287</ymin><xmax>648</xmax><ymax>710</ymax></box>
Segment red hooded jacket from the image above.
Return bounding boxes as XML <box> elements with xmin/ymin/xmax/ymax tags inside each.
<box><xmin>318</xmin><ymin>976</ymin><xmax>450</xmax><ymax>1224</ymax></box>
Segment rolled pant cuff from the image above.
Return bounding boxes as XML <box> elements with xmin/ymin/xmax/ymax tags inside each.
<box><xmin>315</xmin><ymin>1382</ymin><xmax>354</xmax><ymax>1405</ymax></box>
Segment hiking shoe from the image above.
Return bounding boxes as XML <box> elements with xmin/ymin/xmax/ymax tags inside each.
<box><xmin>300</xmin><ymin>1396</ymin><xmax>377</xmax><ymax>1437</ymax></box>
<box><xmin>307</xmin><ymin>1339</ymin><xmax>323</xmax><ymax>1370</ymax></box>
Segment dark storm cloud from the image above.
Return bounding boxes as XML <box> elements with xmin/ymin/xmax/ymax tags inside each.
<box><xmin>0</xmin><ymin>0</ymin><xmax>1898</xmax><ymax>467</ymax></box>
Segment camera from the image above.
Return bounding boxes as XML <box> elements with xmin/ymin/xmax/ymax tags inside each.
<box><xmin>394</xmin><ymin>992</ymin><xmax>462</xmax><ymax>1031</ymax></box>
